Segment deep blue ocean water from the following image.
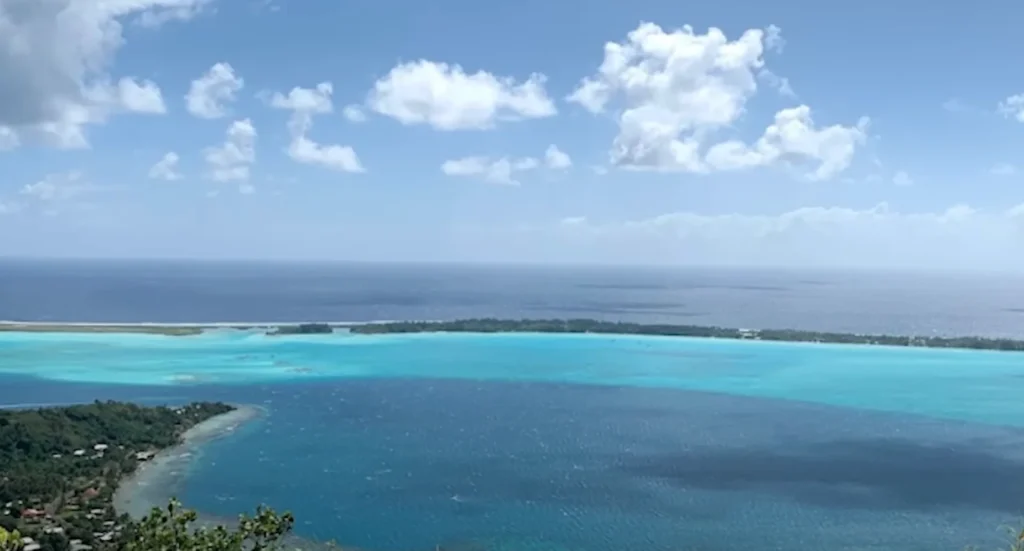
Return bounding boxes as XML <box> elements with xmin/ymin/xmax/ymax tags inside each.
<box><xmin>2</xmin><ymin>258</ymin><xmax>1023</xmax><ymax>337</ymax></box>
<box><xmin>3</xmin><ymin>260</ymin><xmax>1024</xmax><ymax>550</ymax></box>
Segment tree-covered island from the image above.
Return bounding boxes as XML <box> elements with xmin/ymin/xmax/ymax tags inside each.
<box><xmin>266</xmin><ymin>323</ymin><xmax>333</xmax><ymax>336</ymax></box>
<box><xmin>8</xmin><ymin>319</ymin><xmax>1022</xmax><ymax>352</ymax></box>
<box><xmin>347</xmin><ymin>318</ymin><xmax>1024</xmax><ymax>352</ymax></box>
<box><xmin>0</xmin><ymin>401</ymin><xmax>240</xmax><ymax>551</ymax></box>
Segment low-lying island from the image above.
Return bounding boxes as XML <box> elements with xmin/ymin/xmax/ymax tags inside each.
<box><xmin>3</xmin><ymin>317</ymin><xmax>1024</xmax><ymax>352</ymax></box>
<box><xmin>348</xmin><ymin>318</ymin><xmax>1024</xmax><ymax>352</ymax></box>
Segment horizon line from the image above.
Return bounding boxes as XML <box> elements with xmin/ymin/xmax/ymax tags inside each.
<box><xmin>0</xmin><ymin>256</ymin><xmax>1017</xmax><ymax>275</ymax></box>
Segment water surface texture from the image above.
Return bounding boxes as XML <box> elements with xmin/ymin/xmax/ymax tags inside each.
<box><xmin>3</xmin><ymin>330</ymin><xmax>1024</xmax><ymax>551</ymax></box>
<box><xmin>2</xmin><ymin>331</ymin><xmax>1023</xmax><ymax>425</ymax></box>
<box><xmin>4</xmin><ymin>261</ymin><xmax>1024</xmax><ymax>550</ymax></box>
<box><xmin>3</xmin><ymin>259</ymin><xmax>1023</xmax><ymax>337</ymax></box>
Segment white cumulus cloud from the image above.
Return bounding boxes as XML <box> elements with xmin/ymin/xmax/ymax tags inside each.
<box><xmin>342</xmin><ymin>105</ymin><xmax>367</xmax><ymax>123</ymax></box>
<box><xmin>186</xmin><ymin>63</ymin><xmax>244</xmax><ymax>119</ymax></box>
<box><xmin>148</xmin><ymin>152</ymin><xmax>181</xmax><ymax>180</ymax></box>
<box><xmin>544</xmin><ymin>145</ymin><xmax>572</xmax><ymax>169</ymax></box>
<box><xmin>110</xmin><ymin>78</ymin><xmax>167</xmax><ymax>114</ymax></box>
<box><xmin>368</xmin><ymin>60</ymin><xmax>556</xmax><ymax>130</ymax></box>
<box><xmin>998</xmin><ymin>94</ymin><xmax>1024</xmax><ymax>122</ymax></box>
<box><xmin>135</xmin><ymin>0</ymin><xmax>212</xmax><ymax>28</ymax></box>
<box><xmin>20</xmin><ymin>171</ymin><xmax>106</xmax><ymax>203</ymax></box>
<box><xmin>442</xmin><ymin>145</ymin><xmax>574</xmax><ymax>184</ymax></box>
<box><xmin>270</xmin><ymin>82</ymin><xmax>334</xmax><ymax>115</ymax></box>
<box><xmin>758</xmin><ymin>69</ymin><xmax>795</xmax><ymax>98</ymax></box>
<box><xmin>764</xmin><ymin>24</ymin><xmax>784</xmax><ymax>52</ymax></box>
<box><xmin>268</xmin><ymin>82</ymin><xmax>365</xmax><ymax>173</ymax></box>
<box><xmin>441</xmin><ymin>156</ymin><xmax>539</xmax><ymax>185</ymax></box>
<box><xmin>204</xmin><ymin>119</ymin><xmax>256</xmax><ymax>182</ymax></box>
<box><xmin>289</xmin><ymin>137</ymin><xmax>364</xmax><ymax>173</ymax></box>
<box><xmin>569</xmin><ymin>23</ymin><xmax>867</xmax><ymax>179</ymax></box>
<box><xmin>0</xmin><ymin>0</ymin><xmax>195</xmax><ymax>148</ymax></box>
<box><xmin>705</xmin><ymin>106</ymin><xmax>869</xmax><ymax>180</ymax></box>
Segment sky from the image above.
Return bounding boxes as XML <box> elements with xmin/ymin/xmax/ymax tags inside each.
<box><xmin>1</xmin><ymin>0</ymin><xmax>1023</xmax><ymax>270</ymax></box>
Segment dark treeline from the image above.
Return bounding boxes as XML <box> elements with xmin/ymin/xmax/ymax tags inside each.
<box><xmin>267</xmin><ymin>323</ymin><xmax>333</xmax><ymax>336</ymax></box>
<box><xmin>349</xmin><ymin>318</ymin><xmax>1024</xmax><ymax>352</ymax></box>
<box><xmin>0</xmin><ymin>401</ymin><xmax>233</xmax><ymax>551</ymax></box>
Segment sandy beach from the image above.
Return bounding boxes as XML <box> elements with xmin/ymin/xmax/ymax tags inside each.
<box><xmin>112</xmin><ymin>404</ymin><xmax>351</xmax><ymax>551</ymax></box>
<box><xmin>0</xmin><ymin>320</ymin><xmax>402</xmax><ymax>336</ymax></box>
<box><xmin>113</xmin><ymin>404</ymin><xmax>265</xmax><ymax>519</ymax></box>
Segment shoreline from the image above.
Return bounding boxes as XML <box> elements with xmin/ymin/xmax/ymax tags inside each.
<box><xmin>110</xmin><ymin>404</ymin><xmax>347</xmax><ymax>551</ymax></box>
<box><xmin>113</xmin><ymin>404</ymin><xmax>265</xmax><ymax>519</ymax></box>
<box><xmin>0</xmin><ymin>320</ymin><xmax>404</xmax><ymax>336</ymax></box>
<box><xmin>4</xmin><ymin>318</ymin><xmax>1023</xmax><ymax>353</ymax></box>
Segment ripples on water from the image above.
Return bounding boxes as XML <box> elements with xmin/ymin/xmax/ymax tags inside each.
<box><xmin>3</xmin><ymin>259</ymin><xmax>1024</xmax><ymax>550</ymax></box>
<box><xmin>182</xmin><ymin>380</ymin><xmax>1024</xmax><ymax>551</ymax></box>
<box><xmin>3</xmin><ymin>330</ymin><xmax>1024</xmax><ymax>551</ymax></box>
<box><xmin>2</xmin><ymin>260</ymin><xmax>1023</xmax><ymax>337</ymax></box>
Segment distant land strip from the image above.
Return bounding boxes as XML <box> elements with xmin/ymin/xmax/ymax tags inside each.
<box><xmin>0</xmin><ymin>320</ymin><xmax>392</xmax><ymax>336</ymax></box>
<box><xmin>0</xmin><ymin>323</ymin><xmax>207</xmax><ymax>335</ymax></box>
<box><xmin>349</xmin><ymin>319</ymin><xmax>1024</xmax><ymax>351</ymax></box>
<box><xmin>3</xmin><ymin>319</ymin><xmax>1024</xmax><ymax>352</ymax></box>
<box><xmin>293</xmin><ymin>319</ymin><xmax>1024</xmax><ymax>352</ymax></box>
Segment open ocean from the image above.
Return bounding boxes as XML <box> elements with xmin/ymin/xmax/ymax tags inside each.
<box><xmin>2</xmin><ymin>258</ymin><xmax>1023</xmax><ymax>337</ymax></box>
<box><xmin>3</xmin><ymin>259</ymin><xmax>1024</xmax><ymax>551</ymax></box>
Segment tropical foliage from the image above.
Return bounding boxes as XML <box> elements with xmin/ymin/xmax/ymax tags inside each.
<box><xmin>0</xmin><ymin>527</ymin><xmax>22</xmax><ymax>551</ymax></box>
<box><xmin>0</xmin><ymin>401</ymin><xmax>232</xmax><ymax>505</ymax></box>
<box><xmin>351</xmin><ymin>318</ymin><xmax>1024</xmax><ymax>351</ymax></box>
<box><xmin>119</xmin><ymin>500</ymin><xmax>294</xmax><ymax>551</ymax></box>
<box><xmin>268</xmin><ymin>323</ymin><xmax>332</xmax><ymax>336</ymax></box>
<box><xmin>0</xmin><ymin>401</ymin><xmax>234</xmax><ymax>551</ymax></box>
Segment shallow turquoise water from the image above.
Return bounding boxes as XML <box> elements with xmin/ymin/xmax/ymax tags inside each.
<box><xmin>4</xmin><ymin>331</ymin><xmax>1024</xmax><ymax>550</ymax></box>
<box><xmin>2</xmin><ymin>330</ymin><xmax>1023</xmax><ymax>426</ymax></box>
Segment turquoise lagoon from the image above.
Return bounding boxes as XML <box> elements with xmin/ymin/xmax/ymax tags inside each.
<box><xmin>3</xmin><ymin>330</ymin><xmax>1024</xmax><ymax>550</ymax></box>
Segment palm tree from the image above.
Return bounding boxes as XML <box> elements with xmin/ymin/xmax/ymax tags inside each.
<box><xmin>0</xmin><ymin>526</ymin><xmax>23</xmax><ymax>551</ymax></box>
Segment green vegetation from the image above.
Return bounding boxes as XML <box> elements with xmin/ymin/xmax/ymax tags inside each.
<box><xmin>0</xmin><ymin>526</ymin><xmax>22</xmax><ymax>551</ymax></box>
<box><xmin>5</xmin><ymin>318</ymin><xmax>1023</xmax><ymax>353</ymax></box>
<box><xmin>267</xmin><ymin>323</ymin><xmax>332</xmax><ymax>336</ymax></box>
<box><xmin>120</xmin><ymin>499</ymin><xmax>293</xmax><ymax>551</ymax></box>
<box><xmin>0</xmin><ymin>401</ymin><xmax>233</xmax><ymax>551</ymax></box>
<box><xmin>0</xmin><ymin>400</ymin><xmax>297</xmax><ymax>551</ymax></box>
<box><xmin>350</xmin><ymin>318</ymin><xmax>1024</xmax><ymax>352</ymax></box>
<box><xmin>2</xmin><ymin>500</ymin><xmax>295</xmax><ymax>551</ymax></box>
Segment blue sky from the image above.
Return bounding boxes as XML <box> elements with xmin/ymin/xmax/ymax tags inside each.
<box><xmin>2</xmin><ymin>0</ymin><xmax>1023</xmax><ymax>269</ymax></box>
